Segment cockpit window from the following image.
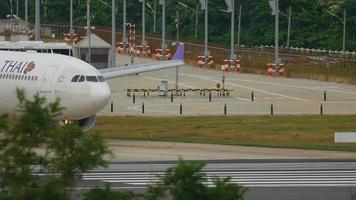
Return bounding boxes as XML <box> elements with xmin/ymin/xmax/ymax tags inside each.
<box><xmin>86</xmin><ymin>76</ymin><xmax>98</xmax><ymax>82</ymax></box>
<box><xmin>71</xmin><ymin>75</ymin><xmax>80</xmax><ymax>82</ymax></box>
<box><xmin>97</xmin><ymin>76</ymin><xmax>105</xmax><ymax>82</ymax></box>
<box><xmin>78</xmin><ymin>75</ymin><xmax>85</xmax><ymax>82</ymax></box>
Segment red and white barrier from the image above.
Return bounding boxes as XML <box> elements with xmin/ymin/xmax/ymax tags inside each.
<box><xmin>221</xmin><ymin>59</ymin><xmax>241</xmax><ymax>72</ymax></box>
<box><xmin>197</xmin><ymin>56</ymin><xmax>215</xmax><ymax>68</ymax></box>
<box><xmin>267</xmin><ymin>63</ymin><xmax>285</xmax><ymax>76</ymax></box>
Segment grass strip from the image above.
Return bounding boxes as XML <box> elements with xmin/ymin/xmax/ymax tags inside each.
<box><xmin>92</xmin><ymin>115</ymin><xmax>356</xmax><ymax>152</ymax></box>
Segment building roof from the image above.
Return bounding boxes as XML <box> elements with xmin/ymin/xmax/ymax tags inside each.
<box><xmin>0</xmin><ymin>41</ymin><xmax>72</xmax><ymax>50</ymax></box>
<box><xmin>75</xmin><ymin>33</ymin><xmax>111</xmax><ymax>49</ymax></box>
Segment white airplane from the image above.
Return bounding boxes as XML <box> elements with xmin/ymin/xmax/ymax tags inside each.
<box><xmin>0</xmin><ymin>44</ymin><xmax>185</xmax><ymax>131</ymax></box>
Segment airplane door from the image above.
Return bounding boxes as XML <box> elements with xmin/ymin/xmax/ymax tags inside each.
<box><xmin>40</xmin><ymin>65</ymin><xmax>58</xmax><ymax>94</ymax></box>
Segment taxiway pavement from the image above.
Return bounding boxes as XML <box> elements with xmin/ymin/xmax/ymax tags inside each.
<box><xmin>79</xmin><ymin>159</ymin><xmax>356</xmax><ymax>200</ymax></box>
<box><xmin>99</xmin><ymin>55</ymin><xmax>356</xmax><ymax>116</ymax></box>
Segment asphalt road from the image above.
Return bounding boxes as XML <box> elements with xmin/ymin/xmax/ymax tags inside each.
<box><xmin>89</xmin><ymin>55</ymin><xmax>356</xmax><ymax>199</ymax></box>
<box><xmin>100</xmin><ymin>55</ymin><xmax>356</xmax><ymax>116</ymax></box>
<box><xmin>79</xmin><ymin>160</ymin><xmax>356</xmax><ymax>200</ymax></box>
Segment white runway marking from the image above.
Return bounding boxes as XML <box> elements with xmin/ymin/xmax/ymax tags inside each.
<box><xmin>180</xmin><ymin>73</ymin><xmax>310</xmax><ymax>102</ymax></box>
<box><xmin>83</xmin><ymin>170</ymin><xmax>356</xmax><ymax>188</ymax></box>
<box><xmin>142</xmin><ymin>75</ymin><xmax>197</xmax><ymax>89</ymax></box>
<box><xmin>227</xmin><ymin>77</ymin><xmax>356</xmax><ymax>95</ymax></box>
<box><xmin>233</xmin><ymin>96</ymin><xmax>251</xmax><ymax>102</ymax></box>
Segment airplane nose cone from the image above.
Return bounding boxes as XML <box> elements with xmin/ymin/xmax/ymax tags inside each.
<box><xmin>91</xmin><ymin>82</ymin><xmax>111</xmax><ymax>111</ymax></box>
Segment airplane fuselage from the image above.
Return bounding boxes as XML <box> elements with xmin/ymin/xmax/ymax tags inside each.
<box><xmin>0</xmin><ymin>51</ymin><xmax>111</xmax><ymax>129</ymax></box>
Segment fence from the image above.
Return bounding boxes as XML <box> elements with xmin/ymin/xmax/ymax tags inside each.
<box><xmin>31</xmin><ymin>24</ymin><xmax>356</xmax><ymax>84</ymax></box>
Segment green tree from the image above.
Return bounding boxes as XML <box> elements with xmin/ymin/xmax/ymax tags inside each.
<box><xmin>144</xmin><ymin>159</ymin><xmax>246</xmax><ymax>200</ymax></box>
<box><xmin>83</xmin><ymin>185</ymin><xmax>135</xmax><ymax>200</ymax></box>
<box><xmin>207</xmin><ymin>177</ymin><xmax>247</xmax><ymax>200</ymax></box>
<box><xmin>0</xmin><ymin>1</ymin><xmax>10</xmax><ymax>19</ymax></box>
<box><xmin>0</xmin><ymin>89</ymin><xmax>108</xmax><ymax>200</ymax></box>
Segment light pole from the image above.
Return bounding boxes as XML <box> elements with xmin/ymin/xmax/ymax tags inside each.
<box><xmin>269</xmin><ymin>0</ymin><xmax>280</xmax><ymax>75</ymax></box>
<box><xmin>176</xmin><ymin>11</ymin><xmax>179</xmax><ymax>43</ymax></box>
<box><xmin>70</xmin><ymin>0</ymin><xmax>74</xmax><ymax>42</ymax></box>
<box><xmin>112</xmin><ymin>0</ymin><xmax>116</xmax><ymax>68</ymax></box>
<box><xmin>160</xmin><ymin>0</ymin><xmax>166</xmax><ymax>59</ymax></box>
<box><xmin>25</xmin><ymin>0</ymin><xmax>28</xmax><ymax>33</ymax></box>
<box><xmin>175</xmin><ymin>11</ymin><xmax>179</xmax><ymax>92</ymax></box>
<box><xmin>236</xmin><ymin>4</ymin><xmax>241</xmax><ymax>55</ymax></box>
<box><xmin>10</xmin><ymin>0</ymin><xmax>13</xmax><ymax>32</ymax></box>
<box><xmin>287</xmin><ymin>6</ymin><xmax>291</xmax><ymax>48</ymax></box>
<box><xmin>326</xmin><ymin>9</ymin><xmax>346</xmax><ymax>53</ymax></box>
<box><xmin>146</xmin><ymin>2</ymin><xmax>157</xmax><ymax>33</ymax></box>
<box><xmin>35</xmin><ymin>0</ymin><xmax>40</xmax><ymax>40</ymax></box>
<box><xmin>96</xmin><ymin>0</ymin><xmax>115</xmax><ymax>67</ymax></box>
<box><xmin>198</xmin><ymin>0</ymin><xmax>208</xmax><ymax>67</ymax></box>
<box><xmin>230</xmin><ymin>0</ymin><xmax>235</xmax><ymax>60</ymax></box>
<box><xmin>16</xmin><ymin>0</ymin><xmax>19</xmax><ymax>17</ymax></box>
<box><xmin>177</xmin><ymin>1</ymin><xmax>199</xmax><ymax>38</ymax></box>
<box><xmin>86</xmin><ymin>0</ymin><xmax>92</xmax><ymax>64</ymax></box>
<box><xmin>123</xmin><ymin>0</ymin><xmax>128</xmax><ymax>49</ymax></box>
<box><xmin>280</xmin><ymin>6</ymin><xmax>291</xmax><ymax>48</ymax></box>
<box><xmin>140</xmin><ymin>0</ymin><xmax>147</xmax><ymax>54</ymax></box>
<box><xmin>223</xmin><ymin>0</ymin><xmax>236</xmax><ymax>60</ymax></box>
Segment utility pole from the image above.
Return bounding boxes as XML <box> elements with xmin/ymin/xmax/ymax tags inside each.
<box><xmin>25</xmin><ymin>0</ymin><xmax>28</xmax><ymax>33</ymax></box>
<box><xmin>275</xmin><ymin>0</ymin><xmax>279</xmax><ymax>75</ymax></box>
<box><xmin>195</xmin><ymin>4</ymin><xmax>198</xmax><ymax>38</ymax></box>
<box><xmin>230</xmin><ymin>0</ymin><xmax>235</xmax><ymax>60</ymax></box>
<box><xmin>16</xmin><ymin>0</ymin><xmax>19</xmax><ymax>18</ymax></box>
<box><xmin>160</xmin><ymin>0</ymin><xmax>166</xmax><ymax>59</ymax></box>
<box><xmin>201</xmin><ymin>0</ymin><xmax>208</xmax><ymax>67</ymax></box>
<box><xmin>343</xmin><ymin>9</ymin><xmax>346</xmax><ymax>53</ymax></box>
<box><xmin>154</xmin><ymin>1</ymin><xmax>157</xmax><ymax>33</ymax></box>
<box><xmin>326</xmin><ymin>9</ymin><xmax>347</xmax><ymax>53</ymax></box>
<box><xmin>35</xmin><ymin>0</ymin><xmax>40</xmax><ymax>40</ymax></box>
<box><xmin>176</xmin><ymin>11</ymin><xmax>179</xmax><ymax>43</ymax></box>
<box><xmin>123</xmin><ymin>0</ymin><xmax>127</xmax><ymax>50</ymax></box>
<box><xmin>70</xmin><ymin>0</ymin><xmax>74</xmax><ymax>42</ymax></box>
<box><xmin>237</xmin><ymin>4</ymin><xmax>241</xmax><ymax>55</ymax></box>
<box><xmin>10</xmin><ymin>0</ymin><xmax>13</xmax><ymax>32</ymax></box>
<box><xmin>86</xmin><ymin>0</ymin><xmax>91</xmax><ymax>64</ymax></box>
<box><xmin>175</xmin><ymin>10</ymin><xmax>179</xmax><ymax>92</ymax></box>
<box><xmin>141</xmin><ymin>0</ymin><xmax>147</xmax><ymax>54</ymax></box>
<box><xmin>286</xmin><ymin>6</ymin><xmax>291</xmax><ymax>48</ymax></box>
<box><xmin>269</xmin><ymin>0</ymin><xmax>280</xmax><ymax>75</ymax></box>
<box><xmin>111</xmin><ymin>0</ymin><xmax>116</xmax><ymax>68</ymax></box>
<box><xmin>178</xmin><ymin>2</ymin><xmax>198</xmax><ymax>39</ymax></box>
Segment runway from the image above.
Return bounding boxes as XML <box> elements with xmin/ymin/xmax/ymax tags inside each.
<box><xmin>100</xmin><ymin>55</ymin><xmax>356</xmax><ymax>116</ymax></box>
<box><xmin>79</xmin><ymin>160</ymin><xmax>356</xmax><ymax>200</ymax></box>
<box><xmin>90</xmin><ymin>55</ymin><xmax>356</xmax><ymax>199</ymax></box>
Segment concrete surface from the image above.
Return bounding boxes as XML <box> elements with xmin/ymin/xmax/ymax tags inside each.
<box><xmin>99</xmin><ymin>54</ymin><xmax>356</xmax><ymax>116</ymax></box>
<box><xmin>105</xmin><ymin>140</ymin><xmax>356</xmax><ymax>162</ymax></box>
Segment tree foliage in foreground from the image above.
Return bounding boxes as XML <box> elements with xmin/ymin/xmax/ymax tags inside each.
<box><xmin>0</xmin><ymin>90</ymin><xmax>246</xmax><ymax>200</ymax></box>
<box><xmin>0</xmin><ymin>89</ymin><xmax>108</xmax><ymax>200</ymax></box>
<box><xmin>84</xmin><ymin>159</ymin><xmax>246</xmax><ymax>200</ymax></box>
<box><xmin>144</xmin><ymin>159</ymin><xmax>247</xmax><ymax>200</ymax></box>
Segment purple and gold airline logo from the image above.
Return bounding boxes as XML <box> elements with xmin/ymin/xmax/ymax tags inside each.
<box><xmin>0</xmin><ymin>60</ymin><xmax>36</xmax><ymax>74</ymax></box>
<box><xmin>24</xmin><ymin>62</ymin><xmax>35</xmax><ymax>74</ymax></box>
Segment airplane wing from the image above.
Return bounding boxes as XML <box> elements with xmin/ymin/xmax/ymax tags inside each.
<box><xmin>100</xmin><ymin>43</ymin><xmax>185</xmax><ymax>79</ymax></box>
